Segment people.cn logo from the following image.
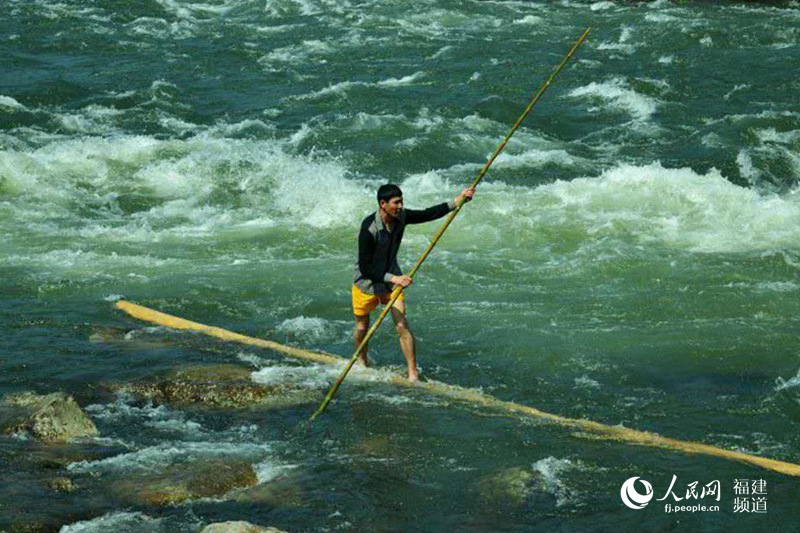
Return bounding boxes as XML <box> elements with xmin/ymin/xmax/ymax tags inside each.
<box><xmin>620</xmin><ymin>477</ymin><xmax>654</xmax><ymax>509</ymax></box>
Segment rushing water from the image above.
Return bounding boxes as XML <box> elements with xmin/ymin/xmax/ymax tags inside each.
<box><xmin>2</xmin><ymin>0</ymin><xmax>800</xmax><ymax>531</ymax></box>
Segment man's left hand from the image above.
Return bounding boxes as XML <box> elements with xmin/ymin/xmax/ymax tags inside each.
<box><xmin>455</xmin><ymin>186</ymin><xmax>476</xmax><ymax>205</ymax></box>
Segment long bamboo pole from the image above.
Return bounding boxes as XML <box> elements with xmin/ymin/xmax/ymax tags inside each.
<box><xmin>115</xmin><ymin>300</ymin><xmax>800</xmax><ymax>477</ymax></box>
<box><xmin>310</xmin><ymin>27</ymin><xmax>592</xmax><ymax>421</ymax></box>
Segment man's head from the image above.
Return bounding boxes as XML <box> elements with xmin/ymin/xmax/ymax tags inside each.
<box><xmin>377</xmin><ymin>184</ymin><xmax>403</xmax><ymax>219</ymax></box>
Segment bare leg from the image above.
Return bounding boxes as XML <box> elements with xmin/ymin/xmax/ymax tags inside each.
<box><xmin>354</xmin><ymin>314</ymin><xmax>370</xmax><ymax>367</ymax></box>
<box><xmin>390</xmin><ymin>300</ymin><xmax>418</xmax><ymax>382</ymax></box>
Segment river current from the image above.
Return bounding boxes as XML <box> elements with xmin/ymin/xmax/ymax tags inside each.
<box><xmin>2</xmin><ymin>0</ymin><xmax>800</xmax><ymax>531</ymax></box>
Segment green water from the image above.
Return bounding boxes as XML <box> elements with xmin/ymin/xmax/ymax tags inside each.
<box><xmin>2</xmin><ymin>0</ymin><xmax>800</xmax><ymax>531</ymax></box>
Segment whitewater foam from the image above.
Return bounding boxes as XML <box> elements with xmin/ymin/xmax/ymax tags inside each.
<box><xmin>0</xmin><ymin>132</ymin><xmax>374</xmax><ymax>250</ymax></box>
<box><xmin>86</xmin><ymin>399</ymin><xmax>204</xmax><ymax>435</ymax></box>
<box><xmin>262</xmin><ymin>39</ymin><xmax>333</xmax><ymax>64</ymax></box>
<box><xmin>494</xmin><ymin>148</ymin><xmax>586</xmax><ymax>170</ymax></box>
<box><xmin>566</xmin><ymin>78</ymin><xmax>658</xmax><ymax>121</ymax></box>
<box><xmin>251</xmin><ymin>364</ymin><xmax>339</xmax><ymax>390</ymax></box>
<box><xmin>276</xmin><ymin>316</ymin><xmax>338</xmax><ymax>343</ymax></box>
<box><xmin>513</xmin><ymin>15</ymin><xmax>542</xmax><ymax>24</ymax></box>
<box><xmin>574</xmin><ymin>375</ymin><xmax>601</xmax><ymax>389</ymax></box>
<box><xmin>253</xmin><ymin>461</ymin><xmax>298</xmax><ymax>483</ymax></box>
<box><xmin>596</xmin><ymin>26</ymin><xmax>637</xmax><ymax>54</ymax></box>
<box><xmin>533</xmin><ymin>162</ymin><xmax>800</xmax><ymax>254</ymax></box>
<box><xmin>775</xmin><ymin>367</ymin><xmax>800</xmax><ymax>391</ymax></box>
<box><xmin>726</xmin><ymin>281</ymin><xmax>800</xmax><ymax>293</ymax></box>
<box><xmin>290</xmin><ymin>72</ymin><xmax>426</xmax><ymax>101</ymax></box>
<box><xmin>590</xmin><ymin>1</ymin><xmax>616</xmax><ymax>10</ymax></box>
<box><xmin>531</xmin><ymin>456</ymin><xmax>580</xmax><ymax>507</ymax></box>
<box><xmin>67</xmin><ymin>441</ymin><xmax>272</xmax><ymax>473</ymax></box>
<box><xmin>0</xmin><ymin>95</ymin><xmax>26</xmax><ymax>110</ymax></box>
<box><xmin>59</xmin><ymin>512</ymin><xmax>160</xmax><ymax>533</ymax></box>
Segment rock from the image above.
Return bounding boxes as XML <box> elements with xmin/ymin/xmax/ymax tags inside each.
<box><xmin>112</xmin><ymin>364</ymin><xmax>320</xmax><ymax>410</ymax></box>
<box><xmin>0</xmin><ymin>491</ymin><xmax>102</xmax><ymax>533</ymax></box>
<box><xmin>477</xmin><ymin>466</ymin><xmax>534</xmax><ymax>508</ymax></box>
<box><xmin>199</xmin><ymin>522</ymin><xmax>289</xmax><ymax>533</ymax></box>
<box><xmin>0</xmin><ymin>463</ymin><xmax>106</xmax><ymax>533</ymax></box>
<box><xmin>169</xmin><ymin>364</ymin><xmax>254</xmax><ymax>381</ymax></box>
<box><xmin>47</xmin><ymin>477</ymin><xmax>76</xmax><ymax>493</ymax></box>
<box><xmin>5</xmin><ymin>522</ymin><xmax>50</xmax><ymax>533</ymax></box>
<box><xmin>231</xmin><ymin>476</ymin><xmax>304</xmax><ymax>508</ymax></box>
<box><xmin>0</xmin><ymin>392</ymin><xmax>98</xmax><ymax>442</ymax></box>
<box><xmin>353</xmin><ymin>434</ymin><xmax>393</xmax><ymax>457</ymax></box>
<box><xmin>88</xmin><ymin>326</ymin><xmax>170</xmax><ymax>351</ymax></box>
<box><xmin>109</xmin><ymin>459</ymin><xmax>258</xmax><ymax>506</ymax></box>
<box><xmin>21</xmin><ymin>440</ymin><xmax>127</xmax><ymax>470</ymax></box>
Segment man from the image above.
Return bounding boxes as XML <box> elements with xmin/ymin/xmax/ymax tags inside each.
<box><xmin>352</xmin><ymin>183</ymin><xmax>475</xmax><ymax>381</ymax></box>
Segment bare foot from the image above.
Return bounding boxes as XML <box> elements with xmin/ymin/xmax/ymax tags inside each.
<box><xmin>356</xmin><ymin>356</ymin><xmax>370</xmax><ymax>368</ymax></box>
<box><xmin>407</xmin><ymin>370</ymin><xmax>419</xmax><ymax>382</ymax></box>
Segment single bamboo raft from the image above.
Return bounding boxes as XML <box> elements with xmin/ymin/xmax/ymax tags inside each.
<box><xmin>115</xmin><ymin>300</ymin><xmax>800</xmax><ymax>477</ymax></box>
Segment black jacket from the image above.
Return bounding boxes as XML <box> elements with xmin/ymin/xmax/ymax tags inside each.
<box><xmin>353</xmin><ymin>201</ymin><xmax>454</xmax><ymax>294</ymax></box>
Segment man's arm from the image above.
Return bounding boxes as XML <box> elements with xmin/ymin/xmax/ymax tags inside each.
<box><xmin>404</xmin><ymin>202</ymin><xmax>453</xmax><ymax>225</ymax></box>
<box><xmin>405</xmin><ymin>187</ymin><xmax>475</xmax><ymax>225</ymax></box>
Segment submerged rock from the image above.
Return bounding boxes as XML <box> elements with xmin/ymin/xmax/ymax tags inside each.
<box><xmin>4</xmin><ymin>523</ymin><xmax>49</xmax><ymax>533</ymax></box>
<box><xmin>477</xmin><ymin>466</ymin><xmax>534</xmax><ymax>508</ymax></box>
<box><xmin>231</xmin><ymin>475</ymin><xmax>305</xmax><ymax>508</ymax></box>
<box><xmin>47</xmin><ymin>477</ymin><xmax>77</xmax><ymax>493</ymax></box>
<box><xmin>88</xmin><ymin>325</ymin><xmax>171</xmax><ymax>351</ymax></box>
<box><xmin>477</xmin><ymin>461</ymin><xmax>576</xmax><ymax>512</ymax></box>
<box><xmin>112</xmin><ymin>364</ymin><xmax>320</xmax><ymax>409</ymax></box>
<box><xmin>169</xmin><ymin>364</ymin><xmax>254</xmax><ymax>381</ymax></box>
<box><xmin>0</xmin><ymin>479</ymin><xmax>102</xmax><ymax>533</ymax></box>
<box><xmin>0</xmin><ymin>392</ymin><xmax>98</xmax><ymax>442</ymax></box>
<box><xmin>12</xmin><ymin>439</ymin><xmax>129</xmax><ymax>472</ymax></box>
<box><xmin>353</xmin><ymin>434</ymin><xmax>393</xmax><ymax>457</ymax></box>
<box><xmin>109</xmin><ymin>459</ymin><xmax>258</xmax><ymax>506</ymax></box>
<box><xmin>199</xmin><ymin>523</ymin><xmax>289</xmax><ymax>533</ymax></box>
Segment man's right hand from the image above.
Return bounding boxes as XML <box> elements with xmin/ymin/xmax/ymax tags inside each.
<box><xmin>390</xmin><ymin>275</ymin><xmax>413</xmax><ymax>288</ymax></box>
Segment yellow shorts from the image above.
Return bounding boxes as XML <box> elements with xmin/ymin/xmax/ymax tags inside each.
<box><xmin>351</xmin><ymin>284</ymin><xmax>405</xmax><ymax>317</ymax></box>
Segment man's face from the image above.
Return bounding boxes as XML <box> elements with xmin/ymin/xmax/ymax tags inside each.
<box><xmin>380</xmin><ymin>196</ymin><xmax>403</xmax><ymax>219</ymax></box>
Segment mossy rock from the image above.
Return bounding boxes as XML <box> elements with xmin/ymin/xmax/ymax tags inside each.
<box><xmin>112</xmin><ymin>364</ymin><xmax>320</xmax><ymax>410</ymax></box>
<box><xmin>477</xmin><ymin>466</ymin><xmax>534</xmax><ymax>507</ymax></box>
<box><xmin>109</xmin><ymin>459</ymin><xmax>258</xmax><ymax>506</ymax></box>
<box><xmin>167</xmin><ymin>364</ymin><xmax>254</xmax><ymax>382</ymax></box>
<box><xmin>0</xmin><ymin>392</ymin><xmax>98</xmax><ymax>442</ymax></box>
<box><xmin>47</xmin><ymin>477</ymin><xmax>77</xmax><ymax>493</ymax></box>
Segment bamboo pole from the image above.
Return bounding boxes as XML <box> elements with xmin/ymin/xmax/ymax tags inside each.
<box><xmin>310</xmin><ymin>27</ymin><xmax>592</xmax><ymax>420</ymax></box>
<box><xmin>115</xmin><ymin>300</ymin><xmax>800</xmax><ymax>477</ymax></box>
